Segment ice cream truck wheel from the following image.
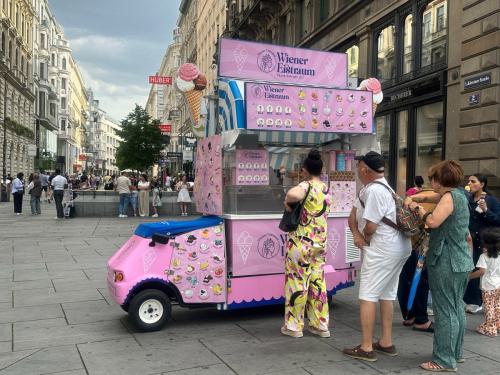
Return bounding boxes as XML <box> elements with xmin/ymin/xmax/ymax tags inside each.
<box><xmin>128</xmin><ymin>289</ymin><xmax>172</xmax><ymax>332</ymax></box>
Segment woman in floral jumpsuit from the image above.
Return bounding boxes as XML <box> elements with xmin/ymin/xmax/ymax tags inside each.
<box><xmin>282</xmin><ymin>149</ymin><xmax>331</xmax><ymax>338</ymax></box>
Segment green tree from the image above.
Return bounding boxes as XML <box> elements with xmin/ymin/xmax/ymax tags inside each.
<box><xmin>116</xmin><ymin>105</ymin><xmax>164</xmax><ymax>172</ymax></box>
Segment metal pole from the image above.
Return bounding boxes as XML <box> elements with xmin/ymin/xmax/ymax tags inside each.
<box><xmin>2</xmin><ymin>76</ymin><xmax>7</xmax><ymax>185</ymax></box>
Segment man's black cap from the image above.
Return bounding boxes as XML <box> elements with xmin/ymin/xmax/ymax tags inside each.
<box><xmin>354</xmin><ymin>151</ymin><xmax>385</xmax><ymax>173</ymax></box>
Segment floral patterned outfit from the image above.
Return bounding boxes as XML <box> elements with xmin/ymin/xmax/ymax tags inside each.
<box><xmin>284</xmin><ymin>180</ymin><xmax>331</xmax><ymax>333</ymax></box>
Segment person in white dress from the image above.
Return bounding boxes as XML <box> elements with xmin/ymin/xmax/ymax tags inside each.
<box><xmin>176</xmin><ymin>175</ymin><xmax>191</xmax><ymax>216</ymax></box>
<box><xmin>151</xmin><ymin>178</ymin><xmax>162</xmax><ymax>218</ymax></box>
<box><xmin>137</xmin><ymin>174</ymin><xmax>150</xmax><ymax>217</ymax></box>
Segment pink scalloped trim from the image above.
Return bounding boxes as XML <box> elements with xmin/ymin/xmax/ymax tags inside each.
<box><xmin>227</xmin><ymin>267</ymin><xmax>347</xmax><ymax>304</ymax></box>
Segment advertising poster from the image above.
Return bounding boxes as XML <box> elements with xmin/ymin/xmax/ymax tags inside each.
<box><xmin>194</xmin><ymin>135</ymin><xmax>223</xmax><ymax>215</ymax></box>
<box><xmin>235</xmin><ymin>149</ymin><xmax>269</xmax><ymax>186</ymax></box>
<box><xmin>219</xmin><ymin>38</ymin><xmax>347</xmax><ymax>88</ymax></box>
<box><xmin>245</xmin><ymin>83</ymin><xmax>373</xmax><ymax>134</ymax></box>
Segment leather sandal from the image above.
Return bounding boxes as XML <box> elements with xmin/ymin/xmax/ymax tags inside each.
<box><xmin>420</xmin><ymin>361</ymin><xmax>457</xmax><ymax>372</ymax></box>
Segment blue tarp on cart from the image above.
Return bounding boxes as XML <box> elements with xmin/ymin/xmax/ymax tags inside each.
<box><xmin>134</xmin><ymin>216</ymin><xmax>223</xmax><ymax>238</ymax></box>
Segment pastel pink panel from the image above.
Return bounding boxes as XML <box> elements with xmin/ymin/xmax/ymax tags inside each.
<box><xmin>167</xmin><ymin>224</ymin><xmax>226</xmax><ymax>303</ymax></box>
<box><xmin>226</xmin><ymin>217</ymin><xmax>349</xmax><ymax>277</ymax></box>
<box><xmin>194</xmin><ymin>135</ymin><xmax>223</xmax><ymax>215</ymax></box>
<box><xmin>219</xmin><ymin>38</ymin><xmax>347</xmax><ymax>88</ymax></box>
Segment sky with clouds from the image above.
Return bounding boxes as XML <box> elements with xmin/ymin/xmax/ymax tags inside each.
<box><xmin>49</xmin><ymin>0</ymin><xmax>181</xmax><ymax>122</ymax></box>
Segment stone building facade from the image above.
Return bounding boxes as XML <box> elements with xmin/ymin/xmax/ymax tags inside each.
<box><xmin>197</xmin><ymin>0</ymin><xmax>226</xmax><ymax>94</ymax></box>
<box><xmin>225</xmin><ymin>0</ymin><xmax>500</xmax><ymax>195</ymax></box>
<box><xmin>32</xmin><ymin>0</ymin><xmax>60</xmax><ymax>173</ymax></box>
<box><xmin>177</xmin><ymin>0</ymin><xmax>197</xmax><ymax>142</ymax></box>
<box><xmin>0</xmin><ymin>0</ymin><xmax>36</xmax><ymax>180</ymax></box>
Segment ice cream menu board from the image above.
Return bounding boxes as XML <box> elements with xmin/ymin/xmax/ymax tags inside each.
<box><xmin>219</xmin><ymin>38</ymin><xmax>347</xmax><ymax>88</ymax></box>
<box><xmin>194</xmin><ymin>135</ymin><xmax>223</xmax><ymax>215</ymax></box>
<box><xmin>245</xmin><ymin>83</ymin><xmax>373</xmax><ymax>134</ymax></box>
<box><xmin>235</xmin><ymin>149</ymin><xmax>269</xmax><ymax>186</ymax></box>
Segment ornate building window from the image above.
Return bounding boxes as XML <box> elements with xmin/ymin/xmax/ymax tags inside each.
<box><xmin>372</xmin><ymin>0</ymin><xmax>448</xmax><ymax>85</ymax></box>
<box><xmin>421</xmin><ymin>0</ymin><xmax>447</xmax><ymax>69</ymax></box>
<box><xmin>403</xmin><ymin>14</ymin><xmax>413</xmax><ymax>74</ymax></box>
<box><xmin>376</xmin><ymin>25</ymin><xmax>396</xmax><ymax>83</ymax></box>
<box><xmin>345</xmin><ymin>45</ymin><xmax>359</xmax><ymax>78</ymax></box>
<box><xmin>319</xmin><ymin>0</ymin><xmax>329</xmax><ymax>23</ymax></box>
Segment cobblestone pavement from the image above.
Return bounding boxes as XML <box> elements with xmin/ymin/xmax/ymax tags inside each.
<box><xmin>0</xmin><ymin>199</ymin><xmax>497</xmax><ymax>375</ymax></box>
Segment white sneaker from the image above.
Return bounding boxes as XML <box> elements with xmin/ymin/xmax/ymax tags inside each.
<box><xmin>281</xmin><ymin>326</ymin><xmax>303</xmax><ymax>338</ymax></box>
<box><xmin>308</xmin><ymin>326</ymin><xmax>331</xmax><ymax>338</ymax></box>
<box><xmin>152</xmin><ymin>214</ymin><xmax>158</xmax><ymax>218</ymax></box>
<box><xmin>465</xmin><ymin>304</ymin><xmax>483</xmax><ymax>314</ymax></box>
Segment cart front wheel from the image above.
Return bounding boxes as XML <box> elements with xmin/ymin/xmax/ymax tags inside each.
<box><xmin>129</xmin><ymin>289</ymin><xmax>171</xmax><ymax>332</ymax></box>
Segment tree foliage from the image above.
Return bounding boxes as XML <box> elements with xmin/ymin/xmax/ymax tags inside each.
<box><xmin>116</xmin><ymin>105</ymin><xmax>163</xmax><ymax>172</ymax></box>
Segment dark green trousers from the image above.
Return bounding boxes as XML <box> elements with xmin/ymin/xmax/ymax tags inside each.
<box><xmin>428</xmin><ymin>250</ymin><xmax>468</xmax><ymax>369</ymax></box>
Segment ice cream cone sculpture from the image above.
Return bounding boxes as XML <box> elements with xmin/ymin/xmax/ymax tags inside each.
<box><xmin>357</xmin><ymin>78</ymin><xmax>383</xmax><ymax>117</ymax></box>
<box><xmin>176</xmin><ymin>63</ymin><xmax>207</xmax><ymax>137</ymax></box>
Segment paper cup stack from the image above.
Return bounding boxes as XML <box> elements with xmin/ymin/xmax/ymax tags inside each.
<box><xmin>176</xmin><ymin>63</ymin><xmax>207</xmax><ymax>136</ymax></box>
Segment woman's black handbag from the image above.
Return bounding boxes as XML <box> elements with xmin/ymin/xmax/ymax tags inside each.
<box><xmin>279</xmin><ymin>184</ymin><xmax>311</xmax><ymax>232</ymax></box>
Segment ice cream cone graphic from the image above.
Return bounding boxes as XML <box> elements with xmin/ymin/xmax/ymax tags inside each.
<box><xmin>325</xmin><ymin>57</ymin><xmax>337</xmax><ymax>81</ymax></box>
<box><xmin>176</xmin><ymin>63</ymin><xmax>207</xmax><ymax>137</ymax></box>
<box><xmin>237</xmin><ymin>231</ymin><xmax>253</xmax><ymax>264</ymax></box>
<box><xmin>233</xmin><ymin>45</ymin><xmax>248</xmax><ymax>73</ymax></box>
<box><xmin>185</xmin><ymin>90</ymin><xmax>203</xmax><ymax>128</ymax></box>
<box><xmin>327</xmin><ymin>229</ymin><xmax>340</xmax><ymax>259</ymax></box>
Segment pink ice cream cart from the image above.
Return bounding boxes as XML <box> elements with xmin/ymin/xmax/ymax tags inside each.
<box><xmin>107</xmin><ymin>39</ymin><xmax>381</xmax><ymax>331</ymax></box>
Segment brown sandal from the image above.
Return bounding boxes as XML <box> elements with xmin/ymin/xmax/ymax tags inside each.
<box><xmin>420</xmin><ymin>361</ymin><xmax>457</xmax><ymax>372</ymax></box>
<box><xmin>373</xmin><ymin>341</ymin><xmax>398</xmax><ymax>356</ymax></box>
<box><xmin>342</xmin><ymin>345</ymin><xmax>377</xmax><ymax>362</ymax></box>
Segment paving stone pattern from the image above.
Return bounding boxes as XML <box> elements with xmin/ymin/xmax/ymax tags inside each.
<box><xmin>0</xmin><ymin>200</ymin><xmax>498</xmax><ymax>374</ymax></box>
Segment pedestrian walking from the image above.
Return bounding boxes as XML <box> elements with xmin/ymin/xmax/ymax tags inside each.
<box><xmin>343</xmin><ymin>151</ymin><xmax>411</xmax><ymax>362</ymax></box>
<box><xmin>138</xmin><ymin>174</ymin><xmax>150</xmax><ymax>217</ymax></box>
<box><xmin>11</xmin><ymin>172</ymin><xmax>25</xmax><ymax>215</ymax></box>
<box><xmin>39</xmin><ymin>170</ymin><xmax>49</xmax><ymax>202</ymax></box>
<box><xmin>47</xmin><ymin>171</ymin><xmax>55</xmax><ymax>203</ymax></box>
<box><xmin>115</xmin><ymin>171</ymin><xmax>131</xmax><ymax>218</ymax></box>
<box><xmin>406</xmin><ymin>160</ymin><xmax>473</xmax><ymax>372</ymax></box>
<box><xmin>28</xmin><ymin>173</ymin><xmax>43</xmax><ymax>215</ymax></box>
<box><xmin>51</xmin><ymin>169</ymin><xmax>68</xmax><ymax>219</ymax></box>
<box><xmin>151</xmin><ymin>178</ymin><xmax>162</xmax><ymax>218</ymax></box>
<box><xmin>281</xmin><ymin>149</ymin><xmax>331</xmax><ymax>338</ymax></box>
<box><xmin>464</xmin><ymin>174</ymin><xmax>500</xmax><ymax>314</ymax></box>
<box><xmin>129</xmin><ymin>179</ymin><xmax>138</xmax><ymax>217</ymax></box>
<box><xmin>468</xmin><ymin>227</ymin><xmax>500</xmax><ymax>337</ymax></box>
<box><xmin>176</xmin><ymin>175</ymin><xmax>191</xmax><ymax>216</ymax></box>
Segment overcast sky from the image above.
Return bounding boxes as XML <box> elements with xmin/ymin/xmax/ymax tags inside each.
<box><xmin>49</xmin><ymin>0</ymin><xmax>181</xmax><ymax>122</ymax></box>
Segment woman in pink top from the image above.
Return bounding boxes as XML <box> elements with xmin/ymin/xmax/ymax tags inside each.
<box><xmin>406</xmin><ymin>176</ymin><xmax>424</xmax><ymax>197</ymax></box>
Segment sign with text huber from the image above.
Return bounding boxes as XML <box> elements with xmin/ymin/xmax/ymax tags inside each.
<box><xmin>219</xmin><ymin>38</ymin><xmax>347</xmax><ymax>88</ymax></box>
<box><xmin>245</xmin><ymin>82</ymin><xmax>373</xmax><ymax>134</ymax></box>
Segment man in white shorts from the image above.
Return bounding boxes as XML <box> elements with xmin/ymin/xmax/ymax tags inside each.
<box><xmin>343</xmin><ymin>151</ymin><xmax>411</xmax><ymax>362</ymax></box>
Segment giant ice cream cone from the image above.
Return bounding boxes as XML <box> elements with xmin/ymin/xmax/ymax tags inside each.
<box><xmin>185</xmin><ymin>90</ymin><xmax>203</xmax><ymax>128</ymax></box>
<box><xmin>357</xmin><ymin>78</ymin><xmax>383</xmax><ymax>117</ymax></box>
<box><xmin>177</xmin><ymin>63</ymin><xmax>207</xmax><ymax>137</ymax></box>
